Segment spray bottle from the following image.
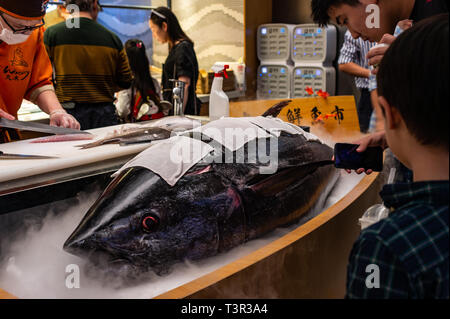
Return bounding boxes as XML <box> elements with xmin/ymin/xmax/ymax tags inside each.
<box><xmin>209</xmin><ymin>64</ymin><xmax>230</xmax><ymax>121</ymax></box>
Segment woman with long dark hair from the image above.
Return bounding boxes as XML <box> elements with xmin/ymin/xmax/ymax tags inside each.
<box><xmin>116</xmin><ymin>39</ymin><xmax>165</xmax><ymax>122</ymax></box>
<box><xmin>149</xmin><ymin>7</ymin><xmax>201</xmax><ymax>116</ymax></box>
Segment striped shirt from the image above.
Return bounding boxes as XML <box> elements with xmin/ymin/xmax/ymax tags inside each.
<box><xmin>338</xmin><ymin>30</ymin><xmax>377</xmax><ymax>89</ymax></box>
<box><xmin>44</xmin><ymin>17</ymin><xmax>132</xmax><ymax>103</ymax></box>
<box><xmin>346</xmin><ymin>181</ymin><xmax>449</xmax><ymax>299</ymax></box>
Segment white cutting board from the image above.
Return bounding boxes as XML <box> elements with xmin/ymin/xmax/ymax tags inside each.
<box><xmin>0</xmin><ymin>124</ymin><xmax>153</xmax><ymax>183</ymax></box>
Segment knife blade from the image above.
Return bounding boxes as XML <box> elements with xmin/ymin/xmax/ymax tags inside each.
<box><xmin>0</xmin><ymin>151</ymin><xmax>59</xmax><ymax>159</ymax></box>
<box><xmin>0</xmin><ymin>118</ymin><xmax>91</xmax><ymax>135</ymax></box>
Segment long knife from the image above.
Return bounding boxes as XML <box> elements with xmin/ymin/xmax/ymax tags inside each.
<box><xmin>0</xmin><ymin>151</ymin><xmax>58</xmax><ymax>159</ymax></box>
<box><xmin>0</xmin><ymin>118</ymin><xmax>92</xmax><ymax>135</ymax></box>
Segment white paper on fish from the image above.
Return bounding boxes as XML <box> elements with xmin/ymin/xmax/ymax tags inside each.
<box><xmin>186</xmin><ymin>117</ymin><xmax>319</xmax><ymax>149</ymax></box>
<box><xmin>186</xmin><ymin>118</ymin><xmax>277</xmax><ymax>152</ymax></box>
<box><xmin>112</xmin><ymin>136</ymin><xmax>214</xmax><ymax>187</ymax></box>
<box><xmin>246</xmin><ymin>116</ymin><xmax>320</xmax><ymax>141</ymax></box>
<box><xmin>112</xmin><ymin>117</ymin><xmax>322</xmax><ymax>187</ymax></box>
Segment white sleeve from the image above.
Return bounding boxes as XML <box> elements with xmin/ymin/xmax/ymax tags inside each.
<box><xmin>115</xmin><ymin>88</ymin><xmax>132</xmax><ymax>119</ymax></box>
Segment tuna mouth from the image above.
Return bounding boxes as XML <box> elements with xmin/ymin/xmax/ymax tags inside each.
<box><xmin>64</xmin><ymin>233</ymin><xmax>149</xmax><ymax>258</ymax></box>
<box><xmin>65</xmin><ymin>240</ymin><xmax>147</xmax><ymax>266</ymax></box>
<box><xmin>64</xmin><ymin>237</ymin><xmax>153</xmax><ymax>281</ymax></box>
<box><xmin>66</xmin><ymin>242</ymin><xmax>153</xmax><ymax>285</ymax></box>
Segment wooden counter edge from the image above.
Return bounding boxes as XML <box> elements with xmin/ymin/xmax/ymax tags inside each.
<box><xmin>0</xmin><ymin>288</ymin><xmax>18</xmax><ymax>299</ymax></box>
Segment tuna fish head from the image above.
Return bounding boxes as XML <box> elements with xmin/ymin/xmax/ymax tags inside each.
<box><xmin>63</xmin><ymin>165</ymin><xmax>245</xmax><ymax>279</ymax></box>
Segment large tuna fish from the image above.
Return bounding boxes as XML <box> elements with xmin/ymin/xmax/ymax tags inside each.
<box><xmin>64</xmin><ymin>103</ymin><xmax>338</xmax><ymax>281</ymax></box>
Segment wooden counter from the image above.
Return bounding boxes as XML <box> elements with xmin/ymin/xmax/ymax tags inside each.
<box><xmin>0</xmin><ymin>288</ymin><xmax>17</xmax><ymax>299</ymax></box>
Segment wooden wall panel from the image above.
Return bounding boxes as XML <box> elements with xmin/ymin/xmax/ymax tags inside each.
<box><xmin>272</xmin><ymin>0</ymin><xmax>314</xmax><ymax>24</ymax></box>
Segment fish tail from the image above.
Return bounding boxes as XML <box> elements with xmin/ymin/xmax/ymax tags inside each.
<box><xmin>77</xmin><ymin>138</ymin><xmax>121</xmax><ymax>149</ymax></box>
<box><xmin>76</xmin><ymin>141</ymin><xmax>103</xmax><ymax>149</ymax></box>
<box><xmin>262</xmin><ymin>100</ymin><xmax>292</xmax><ymax>118</ymax></box>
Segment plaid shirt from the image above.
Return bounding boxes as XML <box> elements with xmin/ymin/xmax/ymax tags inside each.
<box><xmin>346</xmin><ymin>181</ymin><xmax>449</xmax><ymax>299</ymax></box>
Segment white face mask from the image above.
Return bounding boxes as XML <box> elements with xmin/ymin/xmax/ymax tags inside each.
<box><xmin>0</xmin><ymin>20</ymin><xmax>30</xmax><ymax>45</ymax></box>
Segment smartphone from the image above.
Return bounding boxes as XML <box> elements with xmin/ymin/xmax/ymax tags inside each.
<box><xmin>334</xmin><ymin>143</ymin><xmax>383</xmax><ymax>172</ymax></box>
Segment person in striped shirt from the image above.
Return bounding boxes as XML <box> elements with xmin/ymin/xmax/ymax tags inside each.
<box><xmin>338</xmin><ymin>30</ymin><xmax>377</xmax><ymax>133</ymax></box>
<box><xmin>44</xmin><ymin>0</ymin><xmax>133</xmax><ymax>130</ymax></box>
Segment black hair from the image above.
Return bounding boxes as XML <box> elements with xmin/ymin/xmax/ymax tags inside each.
<box><xmin>377</xmin><ymin>13</ymin><xmax>449</xmax><ymax>150</ymax></box>
<box><xmin>149</xmin><ymin>6</ymin><xmax>193</xmax><ymax>50</ymax></box>
<box><xmin>65</xmin><ymin>0</ymin><xmax>97</xmax><ymax>12</ymax></box>
<box><xmin>124</xmin><ymin>39</ymin><xmax>161</xmax><ymax>119</ymax></box>
<box><xmin>311</xmin><ymin>0</ymin><xmax>360</xmax><ymax>26</ymax></box>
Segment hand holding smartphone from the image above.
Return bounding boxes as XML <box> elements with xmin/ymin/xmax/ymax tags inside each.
<box><xmin>334</xmin><ymin>143</ymin><xmax>383</xmax><ymax>172</ymax></box>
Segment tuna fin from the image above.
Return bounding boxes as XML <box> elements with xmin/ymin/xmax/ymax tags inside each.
<box><xmin>261</xmin><ymin>100</ymin><xmax>292</xmax><ymax>118</ymax></box>
<box><xmin>248</xmin><ymin>161</ymin><xmax>334</xmax><ymax>197</ymax></box>
<box><xmin>77</xmin><ymin>138</ymin><xmax>120</xmax><ymax>149</ymax></box>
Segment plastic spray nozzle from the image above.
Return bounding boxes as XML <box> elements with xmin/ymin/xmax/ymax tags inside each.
<box><xmin>212</xmin><ymin>64</ymin><xmax>229</xmax><ymax>79</ymax></box>
<box><xmin>359</xmin><ymin>167</ymin><xmax>397</xmax><ymax>230</ymax></box>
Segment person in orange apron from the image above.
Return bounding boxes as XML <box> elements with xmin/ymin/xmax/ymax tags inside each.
<box><xmin>0</xmin><ymin>0</ymin><xmax>80</xmax><ymax>142</ymax></box>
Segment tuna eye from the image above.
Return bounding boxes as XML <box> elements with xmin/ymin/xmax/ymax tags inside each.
<box><xmin>142</xmin><ymin>215</ymin><xmax>159</xmax><ymax>232</ymax></box>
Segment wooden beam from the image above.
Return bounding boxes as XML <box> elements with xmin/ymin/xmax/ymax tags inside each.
<box><xmin>244</xmin><ymin>0</ymin><xmax>273</xmax><ymax>99</ymax></box>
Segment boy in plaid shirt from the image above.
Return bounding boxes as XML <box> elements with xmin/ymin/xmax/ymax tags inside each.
<box><xmin>346</xmin><ymin>14</ymin><xmax>449</xmax><ymax>299</ymax></box>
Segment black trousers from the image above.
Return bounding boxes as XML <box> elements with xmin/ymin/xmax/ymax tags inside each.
<box><xmin>357</xmin><ymin>88</ymin><xmax>373</xmax><ymax>133</ymax></box>
<box><xmin>65</xmin><ymin>102</ymin><xmax>119</xmax><ymax>131</ymax></box>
